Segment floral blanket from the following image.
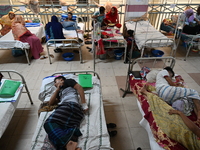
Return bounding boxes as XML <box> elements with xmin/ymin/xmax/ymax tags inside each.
<box><xmin>130</xmin><ymin>77</ymin><xmax>200</xmax><ymax>150</ymax></box>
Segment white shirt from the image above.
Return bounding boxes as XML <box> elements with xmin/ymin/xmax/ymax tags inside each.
<box><xmin>156</xmin><ymin>70</ymin><xmax>170</xmax><ymax>88</ymax></box>
<box><xmin>59</xmin><ymin>87</ymin><xmax>79</xmax><ymax>104</ymax></box>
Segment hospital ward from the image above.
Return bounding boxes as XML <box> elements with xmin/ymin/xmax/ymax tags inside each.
<box><xmin>0</xmin><ymin>0</ymin><xmax>200</xmax><ymax>150</ymax></box>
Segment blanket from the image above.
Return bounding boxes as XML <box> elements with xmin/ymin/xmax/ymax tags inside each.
<box><xmin>131</xmin><ymin>78</ymin><xmax>200</xmax><ymax>150</ymax></box>
<box><xmin>146</xmin><ymin>92</ymin><xmax>200</xmax><ymax>150</ymax></box>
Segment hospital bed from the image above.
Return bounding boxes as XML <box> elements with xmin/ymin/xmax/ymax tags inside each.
<box><xmin>0</xmin><ymin>70</ymin><xmax>33</xmax><ymax>138</ymax></box>
<box><xmin>46</xmin><ymin>16</ymin><xmax>85</xmax><ymax>64</ymax></box>
<box><xmin>31</xmin><ymin>70</ymin><xmax>113</xmax><ymax>150</ymax></box>
<box><xmin>120</xmin><ymin>57</ymin><xmax>200</xmax><ymax>150</ymax></box>
<box><xmin>0</xmin><ymin>23</ymin><xmax>45</xmax><ymax>65</ymax></box>
<box><xmin>92</xmin><ymin>22</ymin><xmax>127</xmax><ymax>63</ymax></box>
<box><xmin>125</xmin><ymin>20</ymin><xmax>175</xmax><ymax>61</ymax></box>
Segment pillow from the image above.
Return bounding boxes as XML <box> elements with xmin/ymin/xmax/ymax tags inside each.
<box><xmin>61</xmin><ymin>14</ymin><xmax>77</xmax><ymax>22</ymax></box>
<box><xmin>146</xmin><ymin>69</ymin><xmax>161</xmax><ymax>83</ymax></box>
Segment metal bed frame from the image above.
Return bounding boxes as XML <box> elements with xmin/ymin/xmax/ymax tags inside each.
<box><xmin>46</xmin><ymin>16</ymin><xmax>85</xmax><ymax>64</ymax></box>
<box><xmin>0</xmin><ymin>70</ymin><xmax>33</xmax><ymax>138</ymax></box>
<box><xmin>0</xmin><ymin>70</ymin><xmax>33</xmax><ymax>104</ymax></box>
<box><xmin>92</xmin><ymin>21</ymin><xmax>127</xmax><ymax>69</ymax></box>
<box><xmin>120</xmin><ymin>56</ymin><xmax>176</xmax><ymax>98</ymax></box>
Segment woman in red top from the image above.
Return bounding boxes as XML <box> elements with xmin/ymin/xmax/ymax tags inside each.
<box><xmin>104</xmin><ymin>7</ymin><xmax>121</xmax><ymax>28</ymax></box>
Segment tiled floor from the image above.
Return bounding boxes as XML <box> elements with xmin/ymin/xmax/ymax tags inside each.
<box><xmin>0</xmin><ymin>42</ymin><xmax>200</xmax><ymax>150</ymax></box>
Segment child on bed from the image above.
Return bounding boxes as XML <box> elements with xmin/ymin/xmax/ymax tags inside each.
<box><xmin>44</xmin><ymin>76</ymin><xmax>88</xmax><ymax>150</ymax></box>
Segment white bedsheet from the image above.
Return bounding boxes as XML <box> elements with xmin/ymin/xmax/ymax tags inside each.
<box><xmin>0</xmin><ymin>79</ymin><xmax>23</xmax><ymax>138</ymax></box>
<box><xmin>137</xmin><ymin>99</ymin><xmax>165</xmax><ymax>150</ymax></box>
<box><xmin>0</xmin><ymin>25</ymin><xmax>45</xmax><ymax>49</ymax></box>
<box><xmin>125</xmin><ymin>21</ymin><xmax>173</xmax><ymax>50</ymax></box>
<box><xmin>31</xmin><ymin>74</ymin><xmax>112</xmax><ymax>150</ymax></box>
<box><xmin>62</xmin><ymin>22</ymin><xmax>85</xmax><ymax>41</ymax></box>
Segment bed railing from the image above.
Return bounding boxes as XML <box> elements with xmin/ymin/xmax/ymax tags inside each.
<box><xmin>120</xmin><ymin>56</ymin><xmax>176</xmax><ymax>98</ymax></box>
<box><xmin>140</xmin><ymin>38</ymin><xmax>176</xmax><ymax>57</ymax></box>
<box><xmin>0</xmin><ymin>70</ymin><xmax>33</xmax><ymax>104</ymax></box>
<box><xmin>51</xmin><ymin>70</ymin><xmax>100</xmax><ymax>80</ymax></box>
<box><xmin>46</xmin><ymin>39</ymin><xmax>83</xmax><ymax>64</ymax></box>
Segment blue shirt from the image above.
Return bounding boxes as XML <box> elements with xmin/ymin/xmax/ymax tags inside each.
<box><xmin>93</xmin><ymin>11</ymin><xmax>105</xmax><ymax>23</ymax></box>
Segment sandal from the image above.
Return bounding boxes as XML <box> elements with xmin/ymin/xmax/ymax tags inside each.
<box><xmin>108</xmin><ymin>130</ymin><xmax>117</xmax><ymax>137</ymax></box>
<box><xmin>54</xmin><ymin>48</ymin><xmax>63</xmax><ymax>53</ymax></box>
<box><xmin>73</xmin><ymin>50</ymin><xmax>79</xmax><ymax>54</ymax></box>
<box><xmin>85</xmin><ymin>41</ymin><xmax>92</xmax><ymax>44</ymax></box>
<box><xmin>107</xmin><ymin>123</ymin><xmax>117</xmax><ymax>128</ymax></box>
<box><xmin>49</xmin><ymin>54</ymin><xmax>54</xmax><ymax>58</ymax></box>
<box><xmin>40</xmin><ymin>55</ymin><xmax>48</xmax><ymax>60</ymax></box>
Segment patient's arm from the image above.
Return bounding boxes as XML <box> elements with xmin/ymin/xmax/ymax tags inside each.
<box><xmin>74</xmin><ymin>83</ymin><xmax>86</xmax><ymax>104</ymax></box>
<box><xmin>164</xmin><ymin>76</ymin><xmax>177</xmax><ymax>86</ymax></box>
<box><xmin>49</xmin><ymin>87</ymin><xmax>60</xmax><ymax>106</ymax></box>
<box><xmin>74</xmin><ymin>83</ymin><xmax>88</xmax><ymax>112</ymax></box>
<box><xmin>169</xmin><ymin>109</ymin><xmax>200</xmax><ymax>138</ymax></box>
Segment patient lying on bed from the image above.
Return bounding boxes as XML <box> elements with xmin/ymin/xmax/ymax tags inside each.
<box><xmin>43</xmin><ymin>76</ymin><xmax>88</xmax><ymax>150</ymax></box>
<box><xmin>155</xmin><ymin>67</ymin><xmax>200</xmax><ymax>123</ymax></box>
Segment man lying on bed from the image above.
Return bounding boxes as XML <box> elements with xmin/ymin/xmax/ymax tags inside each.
<box><xmin>44</xmin><ymin>76</ymin><xmax>88</xmax><ymax>150</ymax></box>
<box><xmin>155</xmin><ymin>67</ymin><xmax>200</xmax><ymax>124</ymax></box>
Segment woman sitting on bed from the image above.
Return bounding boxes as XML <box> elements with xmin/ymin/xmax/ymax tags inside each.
<box><xmin>154</xmin><ymin>67</ymin><xmax>200</xmax><ymax>124</ymax></box>
<box><xmin>44</xmin><ymin>76</ymin><xmax>88</xmax><ymax>150</ymax></box>
<box><xmin>45</xmin><ymin>15</ymin><xmax>65</xmax><ymax>40</ymax></box>
<box><xmin>104</xmin><ymin>7</ymin><xmax>121</xmax><ymax>28</ymax></box>
<box><xmin>12</xmin><ymin>15</ymin><xmax>46</xmax><ymax>59</ymax></box>
<box><xmin>62</xmin><ymin>12</ymin><xmax>80</xmax><ymax>30</ymax></box>
<box><xmin>0</xmin><ymin>11</ymin><xmax>15</xmax><ymax>36</ymax></box>
<box><xmin>182</xmin><ymin>8</ymin><xmax>200</xmax><ymax>35</ymax></box>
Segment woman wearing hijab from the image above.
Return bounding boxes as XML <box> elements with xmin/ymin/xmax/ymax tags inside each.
<box><xmin>104</xmin><ymin>7</ymin><xmax>121</xmax><ymax>28</ymax></box>
<box><xmin>45</xmin><ymin>15</ymin><xmax>65</xmax><ymax>40</ymax></box>
<box><xmin>12</xmin><ymin>15</ymin><xmax>46</xmax><ymax>59</ymax></box>
<box><xmin>183</xmin><ymin>9</ymin><xmax>200</xmax><ymax>35</ymax></box>
<box><xmin>0</xmin><ymin>11</ymin><xmax>15</xmax><ymax>36</ymax></box>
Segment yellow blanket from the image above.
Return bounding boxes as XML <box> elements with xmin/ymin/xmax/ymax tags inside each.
<box><xmin>146</xmin><ymin>92</ymin><xmax>200</xmax><ymax>150</ymax></box>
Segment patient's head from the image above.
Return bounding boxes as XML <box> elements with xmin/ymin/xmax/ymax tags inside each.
<box><xmin>164</xmin><ymin>66</ymin><xmax>174</xmax><ymax>77</ymax></box>
<box><xmin>99</xmin><ymin>6</ymin><xmax>105</xmax><ymax>14</ymax></box>
<box><xmin>68</xmin><ymin>12</ymin><xmax>73</xmax><ymax>20</ymax></box>
<box><xmin>54</xmin><ymin>76</ymin><xmax>66</xmax><ymax>87</ymax></box>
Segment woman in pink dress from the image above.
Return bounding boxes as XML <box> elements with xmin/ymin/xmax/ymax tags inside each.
<box><xmin>12</xmin><ymin>15</ymin><xmax>46</xmax><ymax>59</ymax></box>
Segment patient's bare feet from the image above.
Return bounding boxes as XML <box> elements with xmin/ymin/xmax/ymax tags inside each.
<box><xmin>66</xmin><ymin>141</ymin><xmax>78</xmax><ymax>150</ymax></box>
